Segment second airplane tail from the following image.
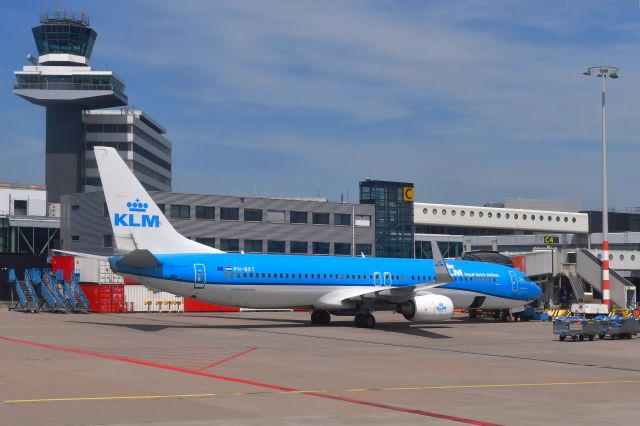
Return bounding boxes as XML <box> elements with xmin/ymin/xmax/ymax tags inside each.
<box><xmin>94</xmin><ymin>146</ymin><xmax>223</xmax><ymax>255</ymax></box>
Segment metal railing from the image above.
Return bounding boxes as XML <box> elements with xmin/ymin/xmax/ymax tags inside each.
<box><xmin>40</xmin><ymin>10</ymin><xmax>90</xmax><ymax>26</ymax></box>
<box><xmin>14</xmin><ymin>82</ymin><xmax>126</xmax><ymax>97</ymax></box>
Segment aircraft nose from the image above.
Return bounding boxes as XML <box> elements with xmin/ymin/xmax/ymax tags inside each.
<box><xmin>531</xmin><ymin>282</ymin><xmax>542</xmax><ymax>300</ymax></box>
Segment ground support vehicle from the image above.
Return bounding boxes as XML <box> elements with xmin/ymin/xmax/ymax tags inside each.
<box><xmin>553</xmin><ymin>317</ymin><xmax>601</xmax><ymax>341</ymax></box>
<box><xmin>595</xmin><ymin>316</ymin><xmax>638</xmax><ymax>340</ymax></box>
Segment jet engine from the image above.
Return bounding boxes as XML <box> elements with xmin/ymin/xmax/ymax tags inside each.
<box><xmin>398</xmin><ymin>294</ymin><xmax>454</xmax><ymax>322</ymax></box>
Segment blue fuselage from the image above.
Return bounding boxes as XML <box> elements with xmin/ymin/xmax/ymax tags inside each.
<box><xmin>112</xmin><ymin>253</ymin><xmax>541</xmax><ymax>310</ymax></box>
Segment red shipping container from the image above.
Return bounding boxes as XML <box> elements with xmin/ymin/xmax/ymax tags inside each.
<box><xmin>52</xmin><ymin>255</ymin><xmax>75</xmax><ymax>282</ymax></box>
<box><xmin>184</xmin><ymin>298</ymin><xmax>239</xmax><ymax>312</ymax></box>
<box><xmin>79</xmin><ymin>283</ymin><xmax>125</xmax><ymax>313</ymax></box>
<box><xmin>510</xmin><ymin>255</ymin><xmax>527</xmax><ymax>274</ymax></box>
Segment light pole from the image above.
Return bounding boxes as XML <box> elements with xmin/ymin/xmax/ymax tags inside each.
<box><xmin>583</xmin><ymin>66</ymin><xmax>619</xmax><ymax>309</ymax></box>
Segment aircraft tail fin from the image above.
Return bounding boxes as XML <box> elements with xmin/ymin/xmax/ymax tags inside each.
<box><xmin>94</xmin><ymin>146</ymin><xmax>223</xmax><ymax>255</ymax></box>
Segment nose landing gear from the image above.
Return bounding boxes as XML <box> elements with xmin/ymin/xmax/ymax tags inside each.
<box><xmin>354</xmin><ymin>312</ymin><xmax>376</xmax><ymax>328</ymax></box>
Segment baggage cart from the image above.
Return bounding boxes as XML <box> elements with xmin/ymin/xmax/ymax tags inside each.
<box><xmin>553</xmin><ymin>317</ymin><xmax>599</xmax><ymax>341</ymax></box>
<box><xmin>599</xmin><ymin>317</ymin><xmax>638</xmax><ymax>340</ymax></box>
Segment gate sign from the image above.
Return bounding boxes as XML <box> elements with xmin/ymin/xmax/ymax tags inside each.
<box><xmin>544</xmin><ymin>235</ymin><xmax>559</xmax><ymax>244</ymax></box>
<box><xmin>403</xmin><ymin>186</ymin><xmax>414</xmax><ymax>202</ymax></box>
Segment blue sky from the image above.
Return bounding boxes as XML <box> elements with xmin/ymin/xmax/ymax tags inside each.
<box><xmin>2</xmin><ymin>0</ymin><xmax>640</xmax><ymax>209</ymax></box>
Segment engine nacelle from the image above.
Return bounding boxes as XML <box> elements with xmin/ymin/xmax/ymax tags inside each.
<box><xmin>398</xmin><ymin>294</ymin><xmax>454</xmax><ymax>322</ymax></box>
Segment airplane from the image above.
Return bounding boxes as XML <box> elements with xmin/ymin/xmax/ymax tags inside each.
<box><xmin>91</xmin><ymin>146</ymin><xmax>541</xmax><ymax>328</ymax></box>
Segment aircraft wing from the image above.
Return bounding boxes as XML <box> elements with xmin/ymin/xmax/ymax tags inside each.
<box><xmin>51</xmin><ymin>249</ymin><xmax>109</xmax><ymax>261</ymax></box>
<box><xmin>342</xmin><ymin>242</ymin><xmax>454</xmax><ymax>304</ymax></box>
<box><xmin>342</xmin><ymin>282</ymin><xmax>443</xmax><ymax>304</ymax></box>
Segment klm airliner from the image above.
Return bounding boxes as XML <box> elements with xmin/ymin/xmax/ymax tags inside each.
<box><xmin>92</xmin><ymin>147</ymin><xmax>541</xmax><ymax>328</ymax></box>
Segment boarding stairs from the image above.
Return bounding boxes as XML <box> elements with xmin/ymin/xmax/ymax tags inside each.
<box><xmin>8</xmin><ymin>269</ymin><xmax>39</xmax><ymax>312</ymax></box>
<box><xmin>28</xmin><ymin>269</ymin><xmax>66</xmax><ymax>312</ymax></box>
<box><xmin>64</xmin><ymin>271</ymin><xmax>90</xmax><ymax>312</ymax></box>
<box><xmin>42</xmin><ymin>270</ymin><xmax>70</xmax><ymax>311</ymax></box>
<box><xmin>576</xmin><ymin>249</ymin><xmax>637</xmax><ymax>310</ymax></box>
<box><xmin>563</xmin><ymin>262</ymin><xmax>594</xmax><ymax>304</ymax></box>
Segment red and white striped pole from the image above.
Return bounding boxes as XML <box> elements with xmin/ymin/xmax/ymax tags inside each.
<box><xmin>600</xmin><ymin>70</ymin><xmax>610</xmax><ymax>309</ymax></box>
<box><xmin>602</xmin><ymin>240</ymin><xmax>610</xmax><ymax>308</ymax></box>
<box><xmin>585</xmin><ymin>66</ymin><xmax>618</xmax><ymax>309</ymax></box>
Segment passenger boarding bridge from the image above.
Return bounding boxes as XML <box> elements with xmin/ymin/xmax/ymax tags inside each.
<box><xmin>413</xmin><ymin>202</ymin><xmax>638</xmax><ymax>310</ymax></box>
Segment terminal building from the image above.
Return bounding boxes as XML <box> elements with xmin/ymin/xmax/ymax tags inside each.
<box><xmin>61</xmin><ymin>191</ymin><xmax>375</xmax><ymax>257</ymax></box>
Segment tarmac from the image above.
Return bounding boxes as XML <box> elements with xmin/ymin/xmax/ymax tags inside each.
<box><xmin>1</xmin><ymin>308</ymin><xmax>639</xmax><ymax>426</ymax></box>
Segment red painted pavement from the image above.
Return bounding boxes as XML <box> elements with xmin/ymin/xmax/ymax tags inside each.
<box><xmin>0</xmin><ymin>336</ymin><xmax>501</xmax><ymax>426</ymax></box>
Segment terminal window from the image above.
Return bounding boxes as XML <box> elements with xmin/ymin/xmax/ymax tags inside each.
<box><xmin>313</xmin><ymin>242</ymin><xmax>330</xmax><ymax>255</ymax></box>
<box><xmin>354</xmin><ymin>215</ymin><xmax>371</xmax><ymax>227</ymax></box>
<box><xmin>195</xmin><ymin>237</ymin><xmax>215</xmax><ymax>248</ymax></box>
<box><xmin>267</xmin><ymin>240</ymin><xmax>286</xmax><ymax>253</ymax></box>
<box><xmin>170</xmin><ymin>204</ymin><xmax>190</xmax><ymax>219</ymax></box>
<box><xmin>290</xmin><ymin>241</ymin><xmax>308</xmax><ymax>254</ymax></box>
<box><xmin>220</xmin><ymin>207</ymin><xmax>239</xmax><ymax>221</ymax></box>
<box><xmin>290</xmin><ymin>211</ymin><xmax>308</xmax><ymax>224</ymax></box>
<box><xmin>334</xmin><ymin>243</ymin><xmax>351</xmax><ymax>255</ymax></box>
<box><xmin>334</xmin><ymin>213</ymin><xmax>351</xmax><ymax>226</ymax></box>
<box><xmin>244</xmin><ymin>239</ymin><xmax>263</xmax><ymax>252</ymax></box>
<box><xmin>312</xmin><ymin>213</ymin><xmax>330</xmax><ymax>225</ymax></box>
<box><xmin>220</xmin><ymin>238</ymin><xmax>239</xmax><ymax>252</ymax></box>
<box><xmin>196</xmin><ymin>206</ymin><xmax>215</xmax><ymax>220</ymax></box>
<box><xmin>244</xmin><ymin>209</ymin><xmax>262</xmax><ymax>222</ymax></box>
<box><xmin>356</xmin><ymin>244</ymin><xmax>373</xmax><ymax>256</ymax></box>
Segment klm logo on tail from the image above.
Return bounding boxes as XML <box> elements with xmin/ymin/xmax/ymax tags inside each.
<box><xmin>114</xmin><ymin>198</ymin><xmax>160</xmax><ymax>228</ymax></box>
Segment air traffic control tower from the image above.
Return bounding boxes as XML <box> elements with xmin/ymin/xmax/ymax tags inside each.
<box><xmin>14</xmin><ymin>10</ymin><xmax>128</xmax><ymax>203</ymax></box>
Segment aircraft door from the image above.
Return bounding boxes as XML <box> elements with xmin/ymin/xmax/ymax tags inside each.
<box><xmin>509</xmin><ymin>270</ymin><xmax>518</xmax><ymax>292</ymax></box>
<box><xmin>194</xmin><ymin>263</ymin><xmax>206</xmax><ymax>289</ymax></box>
<box><xmin>383</xmin><ymin>272</ymin><xmax>393</xmax><ymax>287</ymax></box>
<box><xmin>373</xmin><ymin>272</ymin><xmax>382</xmax><ymax>287</ymax></box>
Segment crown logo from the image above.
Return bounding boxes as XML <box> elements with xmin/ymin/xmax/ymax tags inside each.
<box><xmin>127</xmin><ymin>198</ymin><xmax>148</xmax><ymax>213</ymax></box>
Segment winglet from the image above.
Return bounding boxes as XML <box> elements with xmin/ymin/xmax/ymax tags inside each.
<box><xmin>432</xmin><ymin>241</ymin><xmax>453</xmax><ymax>284</ymax></box>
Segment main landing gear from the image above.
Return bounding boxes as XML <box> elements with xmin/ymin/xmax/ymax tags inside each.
<box><xmin>354</xmin><ymin>312</ymin><xmax>376</xmax><ymax>328</ymax></box>
<box><xmin>311</xmin><ymin>310</ymin><xmax>331</xmax><ymax>325</ymax></box>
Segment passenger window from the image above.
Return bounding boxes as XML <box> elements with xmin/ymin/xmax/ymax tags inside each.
<box><xmin>329</xmin><ymin>274</ymin><xmax>333</xmax><ymax>279</ymax></box>
<box><xmin>311</xmin><ymin>274</ymin><xmax>315</xmax><ymax>279</ymax></box>
<box><xmin>357</xmin><ymin>275</ymin><xmax>361</xmax><ymax>279</ymax></box>
<box><xmin>305</xmin><ymin>274</ymin><xmax>308</xmax><ymax>278</ymax></box>
<box><xmin>262</xmin><ymin>273</ymin><xmax>265</xmax><ymax>278</ymax></box>
<box><xmin>231</xmin><ymin>273</ymin><xmax>235</xmax><ymax>278</ymax></box>
<box><xmin>298</xmin><ymin>273</ymin><xmax>302</xmax><ymax>278</ymax></box>
<box><xmin>285</xmin><ymin>273</ymin><xmax>289</xmax><ymax>278</ymax></box>
<box><xmin>279</xmin><ymin>273</ymin><xmax>283</xmax><ymax>278</ymax></box>
<box><xmin>268</xmin><ymin>273</ymin><xmax>271</xmax><ymax>278</ymax></box>
<box><xmin>244</xmin><ymin>273</ymin><xmax>247</xmax><ymax>278</ymax></box>
<box><xmin>224</xmin><ymin>272</ymin><xmax>228</xmax><ymax>278</ymax></box>
<box><xmin>324</xmin><ymin>274</ymin><xmax>327</xmax><ymax>279</ymax></box>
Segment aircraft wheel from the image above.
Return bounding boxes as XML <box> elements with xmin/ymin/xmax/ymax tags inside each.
<box><xmin>311</xmin><ymin>310</ymin><xmax>331</xmax><ymax>325</ymax></box>
<box><xmin>364</xmin><ymin>313</ymin><xmax>375</xmax><ymax>328</ymax></box>
<box><xmin>354</xmin><ymin>312</ymin><xmax>375</xmax><ymax>328</ymax></box>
